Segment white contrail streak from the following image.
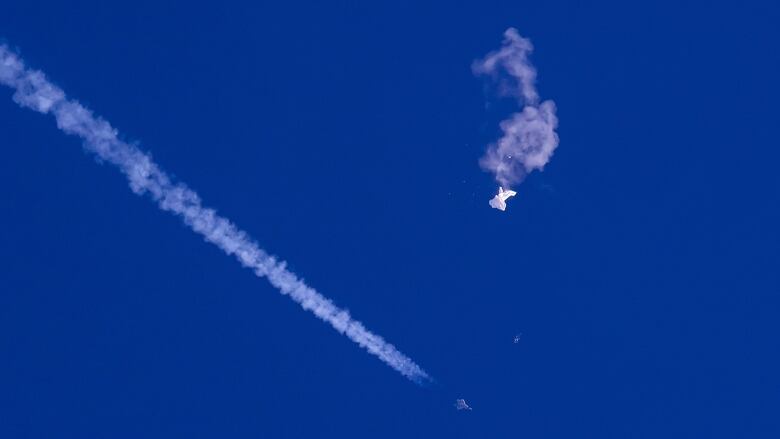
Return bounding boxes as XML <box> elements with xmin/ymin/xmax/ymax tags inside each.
<box><xmin>474</xmin><ymin>28</ymin><xmax>559</xmax><ymax>190</ymax></box>
<box><xmin>0</xmin><ymin>45</ymin><xmax>430</xmax><ymax>384</ymax></box>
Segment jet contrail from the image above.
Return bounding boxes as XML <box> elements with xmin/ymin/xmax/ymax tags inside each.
<box><xmin>0</xmin><ymin>45</ymin><xmax>430</xmax><ymax>384</ymax></box>
<box><xmin>474</xmin><ymin>28</ymin><xmax>559</xmax><ymax>190</ymax></box>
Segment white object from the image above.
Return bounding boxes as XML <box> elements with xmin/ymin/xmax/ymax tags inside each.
<box><xmin>455</xmin><ymin>398</ymin><xmax>472</xmax><ymax>411</ymax></box>
<box><xmin>489</xmin><ymin>187</ymin><xmax>517</xmax><ymax>211</ymax></box>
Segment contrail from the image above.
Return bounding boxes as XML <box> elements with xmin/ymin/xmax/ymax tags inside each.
<box><xmin>474</xmin><ymin>28</ymin><xmax>559</xmax><ymax>190</ymax></box>
<box><xmin>0</xmin><ymin>45</ymin><xmax>430</xmax><ymax>384</ymax></box>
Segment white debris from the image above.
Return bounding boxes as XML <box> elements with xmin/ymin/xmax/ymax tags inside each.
<box><xmin>455</xmin><ymin>398</ymin><xmax>472</xmax><ymax>411</ymax></box>
<box><xmin>489</xmin><ymin>186</ymin><xmax>517</xmax><ymax>211</ymax></box>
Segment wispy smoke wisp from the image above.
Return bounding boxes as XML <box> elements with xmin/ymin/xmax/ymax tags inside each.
<box><xmin>474</xmin><ymin>28</ymin><xmax>559</xmax><ymax>189</ymax></box>
<box><xmin>0</xmin><ymin>45</ymin><xmax>430</xmax><ymax>384</ymax></box>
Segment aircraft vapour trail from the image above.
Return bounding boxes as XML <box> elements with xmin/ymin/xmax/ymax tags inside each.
<box><xmin>474</xmin><ymin>28</ymin><xmax>559</xmax><ymax>190</ymax></box>
<box><xmin>0</xmin><ymin>45</ymin><xmax>430</xmax><ymax>384</ymax></box>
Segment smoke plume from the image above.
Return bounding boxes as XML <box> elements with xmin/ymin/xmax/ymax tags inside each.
<box><xmin>474</xmin><ymin>28</ymin><xmax>559</xmax><ymax>189</ymax></box>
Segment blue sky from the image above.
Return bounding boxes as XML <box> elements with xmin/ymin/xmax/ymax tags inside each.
<box><xmin>1</xmin><ymin>1</ymin><xmax>778</xmax><ymax>437</ymax></box>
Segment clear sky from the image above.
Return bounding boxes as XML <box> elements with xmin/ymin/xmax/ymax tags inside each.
<box><xmin>1</xmin><ymin>1</ymin><xmax>778</xmax><ymax>437</ymax></box>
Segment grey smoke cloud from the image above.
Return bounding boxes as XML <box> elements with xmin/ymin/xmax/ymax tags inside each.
<box><xmin>0</xmin><ymin>45</ymin><xmax>430</xmax><ymax>384</ymax></box>
<box><xmin>474</xmin><ymin>28</ymin><xmax>559</xmax><ymax>189</ymax></box>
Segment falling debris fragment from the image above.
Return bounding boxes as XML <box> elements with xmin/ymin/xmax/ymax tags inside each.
<box><xmin>489</xmin><ymin>186</ymin><xmax>517</xmax><ymax>211</ymax></box>
<box><xmin>455</xmin><ymin>399</ymin><xmax>472</xmax><ymax>411</ymax></box>
<box><xmin>513</xmin><ymin>333</ymin><xmax>522</xmax><ymax>344</ymax></box>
